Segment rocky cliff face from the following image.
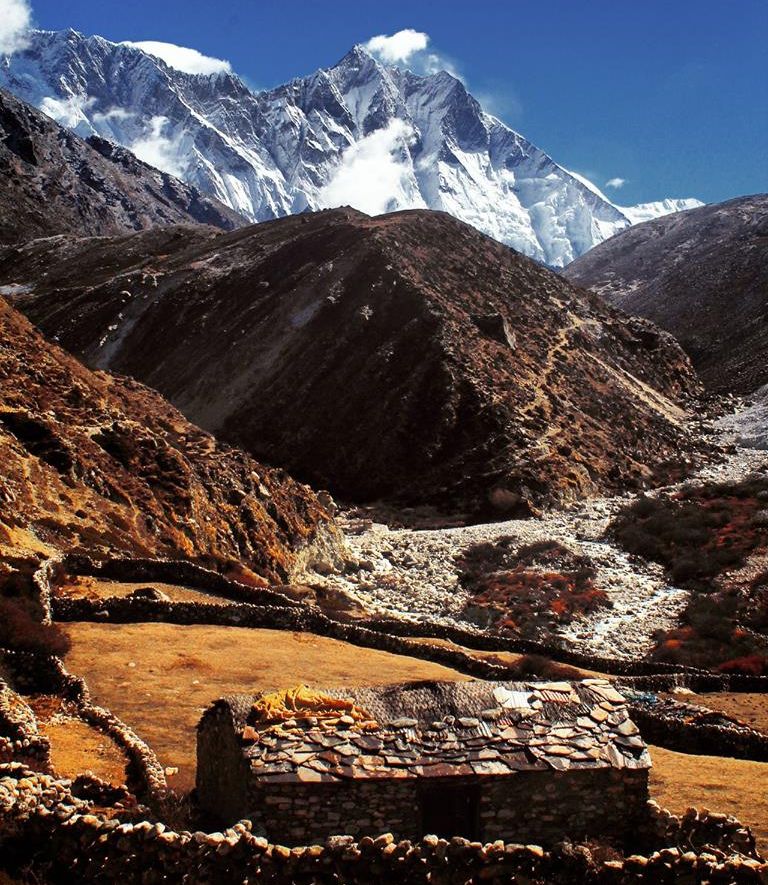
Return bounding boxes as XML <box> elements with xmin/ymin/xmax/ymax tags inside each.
<box><xmin>0</xmin><ymin>30</ymin><xmax>700</xmax><ymax>266</ymax></box>
<box><xmin>0</xmin><ymin>208</ymin><xmax>705</xmax><ymax>517</ymax></box>
<box><xmin>0</xmin><ymin>87</ymin><xmax>245</xmax><ymax>244</ymax></box>
<box><xmin>0</xmin><ymin>296</ymin><xmax>338</xmax><ymax>583</ymax></box>
<box><xmin>565</xmin><ymin>194</ymin><xmax>768</xmax><ymax>394</ymax></box>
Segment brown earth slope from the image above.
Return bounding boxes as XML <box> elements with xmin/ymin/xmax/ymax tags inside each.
<box><xmin>0</xmin><ymin>209</ymin><xmax>704</xmax><ymax>516</ymax></box>
<box><xmin>565</xmin><ymin>194</ymin><xmax>768</xmax><ymax>394</ymax></box>
<box><xmin>0</xmin><ymin>87</ymin><xmax>245</xmax><ymax>244</ymax></box>
<box><xmin>0</xmin><ymin>296</ymin><xmax>338</xmax><ymax>583</ymax></box>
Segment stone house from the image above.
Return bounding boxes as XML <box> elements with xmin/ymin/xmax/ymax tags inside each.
<box><xmin>196</xmin><ymin>679</ymin><xmax>651</xmax><ymax>846</ymax></box>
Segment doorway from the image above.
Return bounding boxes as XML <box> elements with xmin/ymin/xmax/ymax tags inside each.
<box><xmin>419</xmin><ymin>782</ymin><xmax>480</xmax><ymax>839</ymax></box>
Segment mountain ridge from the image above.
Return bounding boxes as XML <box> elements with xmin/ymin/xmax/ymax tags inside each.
<box><xmin>0</xmin><ymin>29</ymin><xmax>701</xmax><ymax>266</ymax></box>
<box><xmin>565</xmin><ymin>193</ymin><xmax>768</xmax><ymax>394</ymax></box>
<box><xmin>0</xmin><ymin>86</ymin><xmax>246</xmax><ymax>243</ymax></box>
<box><xmin>0</xmin><ymin>206</ymin><xmax>707</xmax><ymax>516</ymax></box>
<box><xmin>0</xmin><ymin>293</ymin><xmax>339</xmax><ymax>583</ymax></box>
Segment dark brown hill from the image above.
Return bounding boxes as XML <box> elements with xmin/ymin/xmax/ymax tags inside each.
<box><xmin>0</xmin><ymin>209</ymin><xmax>705</xmax><ymax>516</ymax></box>
<box><xmin>0</xmin><ymin>87</ymin><xmax>245</xmax><ymax>244</ymax></box>
<box><xmin>565</xmin><ymin>194</ymin><xmax>768</xmax><ymax>394</ymax></box>
<box><xmin>0</xmin><ymin>296</ymin><xmax>339</xmax><ymax>584</ymax></box>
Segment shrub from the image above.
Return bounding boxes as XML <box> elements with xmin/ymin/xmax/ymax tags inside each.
<box><xmin>610</xmin><ymin>475</ymin><xmax>768</xmax><ymax>588</ymax></box>
<box><xmin>716</xmin><ymin>655</ymin><xmax>766</xmax><ymax>676</ymax></box>
<box><xmin>0</xmin><ymin>597</ymin><xmax>71</xmax><ymax>657</ymax></box>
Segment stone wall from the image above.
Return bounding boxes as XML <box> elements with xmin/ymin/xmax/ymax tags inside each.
<box><xmin>64</xmin><ymin>554</ymin><xmax>304</xmax><ymax>608</ymax></box>
<box><xmin>31</xmin><ymin>555</ymin><xmax>63</xmax><ymax>624</ymax></box>
<box><xmin>0</xmin><ymin>679</ymin><xmax>50</xmax><ymax>770</ymax></box>
<box><xmin>629</xmin><ymin>704</ymin><xmax>768</xmax><ymax>762</ymax></box>
<box><xmin>47</xmin><ymin>553</ymin><xmax>768</xmax><ymax>691</ymax></box>
<box><xmin>245</xmin><ymin>769</ymin><xmax>649</xmax><ymax>848</ymax></box>
<box><xmin>0</xmin><ymin>764</ymin><xmax>764</xmax><ymax>884</ymax></box>
<box><xmin>0</xmin><ymin>649</ymin><xmax>168</xmax><ymax>810</ymax></box>
<box><xmin>52</xmin><ymin>592</ymin><xmax>768</xmax><ymax>695</ymax></box>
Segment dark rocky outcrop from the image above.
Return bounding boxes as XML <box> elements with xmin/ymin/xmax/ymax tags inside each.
<box><xmin>0</xmin><ymin>296</ymin><xmax>339</xmax><ymax>584</ymax></box>
<box><xmin>0</xmin><ymin>208</ymin><xmax>704</xmax><ymax>516</ymax></box>
<box><xmin>0</xmin><ymin>88</ymin><xmax>246</xmax><ymax>244</ymax></box>
<box><xmin>565</xmin><ymin>194</ymin><xmax>768</xmax><ymax>394</ymax></box>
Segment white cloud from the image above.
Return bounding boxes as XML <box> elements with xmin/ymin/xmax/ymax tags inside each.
<box><xmin>317</xmin><ymin>119</ymin><xmax>417</xmax><ymax>216</ymax></box>
<box><xmin>0</xmin><ymin>0</ymin><xmax>32</xmax><ymax>56</ymax></box>
<box><xmin>605</xmin><ymin>177</ymin><xmax>627</xmax><ymax>189</ymax></box>
<box><xmin>129</xmin><ymin>115</ymin><xmax>187</xmax><ymax>178</ymax></box>
<box><xmin>123</xmin><ymin>40</ymin><xmax>231</xmax><ymax>75</ymax></box>
<box><xmin>364</xmin><ymin>29</ymin><xmax>428</xmax><ymax>65</ymax></box>
<box><xmin>39</xmin><ymin>94</ymin><xmax>95</xmax><ymax>129</ymax></box>
<box><xmin>364</xmin><ymin>28</ymin><xmax>461</xmax><ymax>80</ymax></box>
<box><xmin>93</xmin><ymin>107</ymin><xmax>134</xmax><ymax>124</ymax></box>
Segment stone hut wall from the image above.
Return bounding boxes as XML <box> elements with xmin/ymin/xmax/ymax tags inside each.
<box><xmin>196</xmin><ymin>705</ymin><xmax>252</xmax><ymax>826</ymax></box>
<box><xmin>244</xmin><ymin>769</ymin><xmax>649</xmax><ymax>847</ymax></box>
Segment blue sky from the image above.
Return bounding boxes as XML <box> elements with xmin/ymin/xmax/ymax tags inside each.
<box><xmin>23</xmin><ymin>0</ymin><xmax>767</xmax><ymax>205</ymax></box>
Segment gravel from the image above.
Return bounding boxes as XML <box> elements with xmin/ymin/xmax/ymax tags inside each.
<box><xmin>313</xmin><ymin>439</ymin><xmax>768</xmax><ymax>661</ymax></box>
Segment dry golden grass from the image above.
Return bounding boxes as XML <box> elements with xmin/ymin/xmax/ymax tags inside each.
<box><xmin>649</xmin><ymin>745</ymin><xmax>768</xmax><ymax>855</ymax></box>
<box><xmin>58</xmin><ymin>577</ymin><xmax>226</xmax><ymax>605</ymax></box>
<box><xmin>64</xmin><ymin>622</ymin><xmax>468</xmax><ymax>791</ymax></box>
<box><xmin>43</xmin><ymin>718</ymin><xmax>128</xmax><ymax>786</ymax></box>
<box><xmin>27</xmin><ymin>694</ymin><xmax>128</xmax><ymax>786</ymax></box>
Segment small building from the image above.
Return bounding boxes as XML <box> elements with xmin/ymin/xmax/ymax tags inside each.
<box><xmin>197</xmin><ymin>679</ymin><xmax>651</xmax><ymax>846</ymax></box>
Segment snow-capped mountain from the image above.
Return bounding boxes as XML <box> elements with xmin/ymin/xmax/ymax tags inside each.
<box><xmin>0</xmin><ymin>29</ymin><xmax>702</xmax><ymax>266</ymax></box>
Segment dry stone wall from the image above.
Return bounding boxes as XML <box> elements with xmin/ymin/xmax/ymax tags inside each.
<box><xmin>628</xmin><ymin>703</ymin><xmax>768</xmax><ymax>762</ymax></box>
<box><xmin>52</xmin><ymin>592</ymin><xmax>768</xmax><ymax>696</ymax></box>
<box><xmin>53</xmin><ymin>554</ymin><xmax>768</xmax><ymax>691</ymax></box>
<box><xmin>0</xmin><ymin>764</ymin><xmax>764</xmax><ymax>884</ymax></box>
<box><xmin>0</xmin><ymin>649</ymin><xmax>168</xmax><ymax>809</ymax></box>
<box><xmin>246</xmin><ymin>770</ymin><xmax>649</xmax><ymax>848</ymax></box>
<box><xmin>0</xmin><ymin>680</ymin><xmax>50</xmax><ymax>769</ymax></box>
<box><xmin>64</xmin><ymin>554</ymin><xmax>305</xmax><ymax>609</ymax></box>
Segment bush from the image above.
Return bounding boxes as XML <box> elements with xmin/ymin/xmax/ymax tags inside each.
<box><xmin>611</xmin><ymin>475</ymin><xmax>768</xmax><ymax>588</ymax></box>
<box><xmin>0</xmin><ymin>597</ymin><xmax>71</xmax><ymax>657</ymax></box>
<box><xmin>716</xmin><ymin>655</ymin><xmax>766</xmax><ymax>676</ymax></box>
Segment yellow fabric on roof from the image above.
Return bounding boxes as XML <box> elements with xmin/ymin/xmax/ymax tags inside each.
<box><xmin>251</xmin><ymin>684</ymin><xmax>375</xmax><ymax>727</ymax></box>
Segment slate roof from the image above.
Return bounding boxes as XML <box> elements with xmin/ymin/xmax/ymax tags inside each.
<box><xmin>207</xmin><ymin>679</ymin><xmax>651</xmax><ymax>785</ymax></box>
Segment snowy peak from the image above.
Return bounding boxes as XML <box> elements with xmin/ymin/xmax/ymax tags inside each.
<box><xmin>618</xmin><ymin>198</ymin><xmax>705</xmax><ymax>225</ymax></box>
<box><xmin>0</xmin><ymin>28</ymin><xmax>703</xmax><ymax>266</ymax></box>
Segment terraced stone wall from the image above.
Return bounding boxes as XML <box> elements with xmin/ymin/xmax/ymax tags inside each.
<box><xmin>0</xmin><ymin>764</ymin><xmax>763</xmax><ymax>884</ymax></box>
<box><xmin>0</xmin><ymin>680</ymin><xmax>50</xmax><ymax>769</ymax></box>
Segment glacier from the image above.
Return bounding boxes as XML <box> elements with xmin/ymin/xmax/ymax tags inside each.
<box><xmin>0</xmin><ymin>29</ymin><xmax>702</xmax><ymax>266</ymax></box>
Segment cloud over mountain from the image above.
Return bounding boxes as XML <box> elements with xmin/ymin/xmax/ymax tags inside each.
<box><xmin>123</xmin><ymin>39</ymin><xmax>231</xmax><ymax>75</ymax></box>
<box><xmin>0</xmin><ymin>0</ymin><xmax>32</xmax><ymax>56</ymax></box>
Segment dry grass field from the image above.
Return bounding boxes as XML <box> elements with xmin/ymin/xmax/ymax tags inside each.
<box><xmin>61</xmin><ymin>621</ymin><xmax>768</xmax><ymax>848</ymax></box>
<box><xmin>649</xmin><ymin>745</ymin><xmax>768</xmax><ymax>855</ymax></box>
<box><xmin>63</xmin><ymin>622</ymin><xmax>469</xmax><ymax>790</ymax></box>
<box><xmin>28</xmin><ymin>695</ymin><xmax>127</xmax><ymax>786</ymax></box>
<box><xmin>57</xmin><ymin>577</ymin><xmax>227</xmax><ymax>605</ymax></box>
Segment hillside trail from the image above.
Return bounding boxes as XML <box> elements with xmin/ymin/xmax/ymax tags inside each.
<box><xmin>521</xmin><ymin>311</ymin><xmax>683</xmax><ymax>461</ymax></box>
<box><xmin>314</xmin><ymin>436</ymin><xmax>767</xmax><ymax>661</ymax></box>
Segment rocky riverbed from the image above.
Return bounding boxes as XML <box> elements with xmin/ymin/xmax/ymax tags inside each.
<box><xmin>314</xmin><ymin>441</ymin><xmax>768</xmax><ymax>661</ymax></box>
